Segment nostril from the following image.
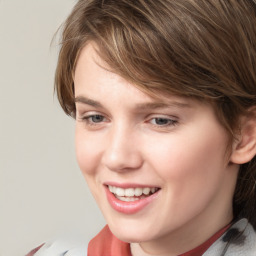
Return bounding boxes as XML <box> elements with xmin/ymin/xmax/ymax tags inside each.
<box><xmin>102</xmin><ymin>149</ymin><xmax>143</xmax><ymax>172</ymax></box>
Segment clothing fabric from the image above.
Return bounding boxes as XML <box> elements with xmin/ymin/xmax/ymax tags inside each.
<box><xmin>26</xmin><ymin>235</ymin><xmax>87</xmax><ymax>256</ymax></box>
<box><xmin>27</xmin><ymin>219</ymin><xmax>256</xmax><ymax>256</ymax></box>
<box><xmin>88</xmin><ymin>219</ymin><xmax>256</xmax><ymax>256</ymax></box>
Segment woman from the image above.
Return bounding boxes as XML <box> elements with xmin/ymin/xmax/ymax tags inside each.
<box><xmin>28</xmin><ymin>0</ymin><xmax>256</xmax><ymax>255</ymax></box>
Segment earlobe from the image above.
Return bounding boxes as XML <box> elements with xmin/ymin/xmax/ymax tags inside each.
<box><xmin>230</xmin><ymin>108</ymin><xmax>256</xmax><ymax>164</ymax></box>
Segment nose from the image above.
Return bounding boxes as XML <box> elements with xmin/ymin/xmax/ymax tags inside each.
<box><xmin>102</xmin><ymin>126</ymin><xmax>143</xmax><ymax>172</ymax></box>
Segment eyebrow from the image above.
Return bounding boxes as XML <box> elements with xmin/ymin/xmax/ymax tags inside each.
<box><xmin>135</xmin><ymin>101</ymin><xmax>190</xmax><ymax>110</ymax></box>
<box><xmin>74</xmin><ymin>96</ymin><xmax>191</xmax><ymax>110</ymax></box>
<box><xmin>75</xmin><ymin>96</ymin><xmax>103</xmax><ymax>108</ymax></box>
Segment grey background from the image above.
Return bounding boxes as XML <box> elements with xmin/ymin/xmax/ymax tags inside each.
<box><xmin>0</xmin><ymin>1</ymin><xmax>105</xmax><ymax>255</ymax></box>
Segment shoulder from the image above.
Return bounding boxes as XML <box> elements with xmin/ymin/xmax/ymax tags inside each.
<box><xmin>204</xmin><ymin>219</ymin><xmax>256</xmax><ymax>256</ymax></box>
<box><xmin>26</xmin><ymin>236</ymin><xmax>87</xmax><ymax>256</ymax></box>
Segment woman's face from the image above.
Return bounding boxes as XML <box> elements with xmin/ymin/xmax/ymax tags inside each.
<box><xmin>74</xmin><ymin>43</ymin><xmax>239</xmax><ymax>254</ymax></box>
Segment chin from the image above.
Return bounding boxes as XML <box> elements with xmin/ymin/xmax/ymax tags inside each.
<box><xmin>112</xmin><ymin>229</ymin><xmax>152</xmax><ymax>244</ymax></box>
<box><xmin>107</xmin><ymin>218</ymin><xmax>159</xmax><ymax>243</ymax></box>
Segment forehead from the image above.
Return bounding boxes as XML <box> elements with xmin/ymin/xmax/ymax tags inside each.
<box><xmin>74</xmin><ymin>43</ymin><xmax>199</xmax><ymax>107</ymax></box>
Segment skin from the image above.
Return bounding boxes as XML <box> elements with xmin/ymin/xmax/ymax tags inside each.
<box><xmin>74</xmin><ymin>43</ymin><xmax>239</xmax><ymax>255</ymax></box>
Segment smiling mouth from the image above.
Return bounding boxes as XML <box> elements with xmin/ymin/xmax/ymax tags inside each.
<box><xmin>108</xmin><ymin>185</ymin><xmax>160</xmax><ymax>202</ymax></box>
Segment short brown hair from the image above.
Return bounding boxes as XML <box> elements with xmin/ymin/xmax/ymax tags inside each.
<box><xmin>55</xmin><ymin>0</ymin><xmax>256</xmax><ymax>227</ymax></box>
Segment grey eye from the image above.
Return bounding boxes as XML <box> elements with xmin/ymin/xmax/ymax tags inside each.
<box><xmin>90</xmin><ymin>115</ymin><xmax>105</xmax><ymax>123</ymax></box>
<box><xmin>154</xmin><ymin>118</ymin><xmax>171</xmax><ymax>125</ymax></box>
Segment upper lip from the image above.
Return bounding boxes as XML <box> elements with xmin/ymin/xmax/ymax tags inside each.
<box><xmin>103</xmin><ymin>182</ymin><xmax>161</xmax><ymax>189</ymax></box>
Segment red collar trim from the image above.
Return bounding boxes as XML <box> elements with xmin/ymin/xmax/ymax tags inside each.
<box><xmin>88</xmin><ymin>225</ymin><xmax>131</xmax><ymax>256</ymax></box>
<box><xmin>179</xmin><ymin>223</ymin><xmax>231</xmax><ymax>256</ymax></box>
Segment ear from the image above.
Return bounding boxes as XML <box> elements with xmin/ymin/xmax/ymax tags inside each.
<box><xmin>230</xmin><ymin>107</ymin><xmax>256</xmax><ymax>164</ymax></box>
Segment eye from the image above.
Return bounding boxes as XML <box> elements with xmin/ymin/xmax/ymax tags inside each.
<box><xmin>87</xmin><ymin>115</ymin><xmax>105</xmax><ymax>123</ymax></box>
<box><xmin>77</xmin><ymin>113</ymin><xmax>108</xmax><ymax>126</ymax></box>
<box><xmin>149</xmin><ymin>117</ymin><xmax>177</xmax><ymax>127</ymax></box>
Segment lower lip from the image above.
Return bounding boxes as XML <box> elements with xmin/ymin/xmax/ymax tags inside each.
<box><xmin>105</xmin><ymin>186</ymin><xmax>160</xmax><ymax>214</ymax></box>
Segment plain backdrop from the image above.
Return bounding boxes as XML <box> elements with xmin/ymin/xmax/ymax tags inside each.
<box><xmin>0</xmin><ymin>1</ymin><xmax>105</xmax><ymax>255</ymax></box>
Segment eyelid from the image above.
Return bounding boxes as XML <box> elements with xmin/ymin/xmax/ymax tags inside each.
<box><xmin>146</xmin><ymin>114</ymin><xmax>179</xmax><ymax>127</ymax></box>
<box><xmin>76</xmin><ymin>110</ymin><xmax>109</xmax><ymax>125</ymax></box>
<box><xmin>76</xmin><ymin>110</ymin><xmax>105</xmax><ymax>119</ymax></box>
<box><xmin>146</xmin><ymin>113</ymin><xmax>178</xmax><ymax>121</ymax></box>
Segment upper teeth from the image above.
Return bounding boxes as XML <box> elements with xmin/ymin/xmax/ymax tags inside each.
<box><xmin>108</xmin><ymin>186</ymin><xmax>157</xmax><ymax>197</ymax></box>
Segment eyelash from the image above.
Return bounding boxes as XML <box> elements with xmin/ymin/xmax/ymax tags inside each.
<box><xmin>148</xmin><ymin>117</ymin><xmax>178</xmax><ymax>127</ymax></box>
<box><xmin>78</xmin><ymin>114</ymin><xmax>108</xmax><ymax>126</ymax></box>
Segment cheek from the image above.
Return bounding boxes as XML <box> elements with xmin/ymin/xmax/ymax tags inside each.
<box><xmin>144</xmin><ymin>128</ymin><xmax>230</xmax><ymax>220</ymax></box>
<box><xmin>146</xmin><ymin>126</ymin><xmax>228</xmax><ymax>187</ymax></box>
<box><xmin>75</xmin><ymin>128</ymin><xmax>104</xmax><ymax>203</ymax></box>
<box><xmin>75</xmin><ymin>128</ymin><xmax>102</xmax><ymax>176</ymax></box>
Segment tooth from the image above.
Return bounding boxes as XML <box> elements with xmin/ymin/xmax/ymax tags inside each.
<box><xmin>110</xmin><ymin>186</ymin><xmax>158</xmax><ymax>197</ymax></box>
<box><xmin>125</xmin><ymin>188</ymin><xmax>135</xmax><ymax>197</ymax></box>
<box><xmin>143</xmin><ymin>187</ymin><xmax>150</xmax><ymax>195</ymax></box>
<box><xmin>134</xmin><ymin>188</ymin><xmax>143</xmax><ymax>196</ymax></box>
<box><xmin>151</xmin><ymin>188</ymin><xmax>156</xmax><ymax>193</ymax></box>
<box><xmin>116</xmin><ymin>187</ymin><xmax>125</xmax><ymax>196</ymax></box>
<box><xmin>116</xmin><ymin>196</ymin><xmax>139</xmax><ymax>202</ymax></box>
<box><xmin>129</xmin><ymin>197</ymin><xmax>139</xmax><ymax>201</ymax></box>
